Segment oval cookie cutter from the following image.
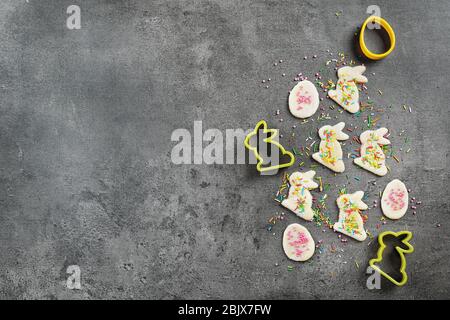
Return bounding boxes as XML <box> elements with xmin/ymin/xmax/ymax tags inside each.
<box><xmin>359</xmin><ymin>16</ymin><xmax>396</xmax><ymax>60</ymax></box>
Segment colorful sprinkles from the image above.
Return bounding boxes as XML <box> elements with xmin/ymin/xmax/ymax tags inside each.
<box><xmin>262</xmin><ymin>47</ymin><xmax>423</xmax><ymax>271</ymax></box>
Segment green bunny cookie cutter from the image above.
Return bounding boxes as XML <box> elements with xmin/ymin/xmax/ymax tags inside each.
<box><xmin>244</xmin><ymin>120</ymin><xmax>295</xmax><ymax>173</ymax></box>
<box><xmin>369</xmin><ymin>230</ymin><xmax>414</xmax><ymax>286</ymax></box>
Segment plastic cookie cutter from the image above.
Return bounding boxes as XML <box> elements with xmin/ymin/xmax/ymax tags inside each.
<box><xmin>244</xmin><ymin>120</ymin><xmax>295</xmax><ymax>173</ymax></box>
<box><xmin>359</xmin><ymin>15</ymin><xmax>396</xmax><ymax>60</ymax></box>
<box><xmin>369</xmin><ymin>230</ymin><xmax>414</xmax><ymax>286</ymax></box>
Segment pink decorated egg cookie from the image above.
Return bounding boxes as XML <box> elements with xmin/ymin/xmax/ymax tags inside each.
<box><xmin>282</xmin><ymin>223</ymin><xmax>315</xmax><ymax>261</ymax></box>
<box><xmin>381</xmin><ymin>179</ymin><xmax>408</xmax><ymax>220</ymax></box>
<box><xmin>288</xmin><ymin>80</ymin><xmax>319</xmax><ymax>119</ymax></box>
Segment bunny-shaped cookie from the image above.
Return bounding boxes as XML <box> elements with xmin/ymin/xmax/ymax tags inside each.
<box><xmin>333</xmin><ymin>191</ymin><xmax>368</xmax><ymax>241</ymax></box>
<box><xmin>328</xmin><ymin>65</ymin><xmax>368</xmax><ymax>113</ymax></box>
<box><xmin>354</xmin><ymin>127</ymin><xmax>390</xmax><ymax>176</ymax></box>
<box><xmin>312</xmin><ymin>122</ymin><xmax>349</xmax><ymax>173</ymax></box>
<box><xmin>281</xmin><ymin>171</ymin><xmax>318</xmax><ymax>221</ymax></box>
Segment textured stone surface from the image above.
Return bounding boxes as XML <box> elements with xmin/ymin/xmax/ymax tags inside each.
<box><xmin>0</xmin><ymin>0</ymin><xmax>448</xmax><ymax>299</ymax></box>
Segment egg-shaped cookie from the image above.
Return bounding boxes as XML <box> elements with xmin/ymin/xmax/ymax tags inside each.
<box><xmin>288</xmin><ymin>80</ymin><xmax>319</xmax><ymax>118</ymax></box>
<box><xmin>381</xmin><ymin>179</ymin><xmax>408</xmax><ymax>220</ymax></box>
<box><xmin>282</xmin><ymin>223</ymin><xmax>315</xmax><ymax>261</ymax></box>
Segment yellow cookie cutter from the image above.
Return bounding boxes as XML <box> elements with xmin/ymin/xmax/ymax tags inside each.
<box><xmin>369</xmin><ymin>230</ymin><xmax>414</xmax><ymax>286</ymax></box>
<box><xmin>244</xmin><ymin>120</ymin><xmax>295</xmax><ymax>173</ymax></box>
<box><xmin>359</xmin><ymin>16</ymin><xmax>396</xmax><ymax>60</ymax></box>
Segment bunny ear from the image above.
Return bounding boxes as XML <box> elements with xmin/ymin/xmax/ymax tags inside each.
<box><xmin>352</xmin><ymin>191</ymin><xmax>369</xmax><ymax>209</ymax></box>
<box><xmin>358</xmin><ymin>199</ymin><xmax>369</xmax><ymax>210</ymax></box>
<box><xmin>337</xmin><ymin>131</ymin><xmax>350</xmax><ymax>140</ymax></box>
<box><xmin>376</xmin><ymin>128</ymin><xmax>391</xmax><ymax>145</ymax></box>
<box><xmin>255</xmin><ymin>120</ymin><xmax>267</xmax><ymax>131</ymax></box>
<box><xmin>288</xmin><ymin>171</ymin><xmax>303</xmax><ymax>185</ymax></box>
<box><xmin>255</xmin><ymin>121</ymin><xmax>277</xmax><ymax>140</ymax></box>
<box><xmin>333</xmin><ymin>122</ymin><xmax>345</xmax><ymax>131</ymax></box>
<box><xmin>353</xmin><ymin>191</ymin><xmax>364</xmax><ymax>201</ymax></box>
<box><xmin>337</xmin><ymin>66</ymin><xmax>368</xmax><ymax>83</ymax></box>
<box><xmin>352</xmin><ymin>66</ymin><xmax>368</xmax><ymax>83</ymax></box>
<box><xmin>376</xmin><ymin>127</ymin><xmax>388</xmax><ymax>136</ymax></box>
<box><xmin>378</xmin><ymin>137</ymin><xmax>391</xmax><ymax>145</ymax></box>
<box><xmin>333</xmin><ymin>122</ymin><xmax>350</xmax><ymax>140</ymax></box>
<box><xmin>354</xmin><ymin>74</ymin><xmax>368</xmax><ymax>83</ymax></box>
<box><xmin>308</xmin><ymin>180</ymin><xmax>319</xmax><ymax>189</ymax></box>
<box><xmin>337</xmin><ymin>66</ymin><xmax>353</xmax><ymax>79</ymax></box>
<box><xmin>359</xmin><ymin>130</ymin><xmax>369</xmax><ymax>142</ymax></box>
<box><xmin>303</xmin><ymin>170</ymin><xmax>316</xmax><ymax>180</ymax></box>
<box><xmin>352</xmin><ymin>65</ymin><xmax>366</xmax><ymax>75</ymax></box>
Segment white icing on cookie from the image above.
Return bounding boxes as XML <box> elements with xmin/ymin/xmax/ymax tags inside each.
<box><xmin>354</xmin><ymin>127</ymin><xmax>390</xmax><ymax>176</ymax></box>
<box><xmin>312</xmin><ymin>122</ymin><xmax>349</xmax><ymax>173</ymax></box>
<box><xmin>281</xmin><ymin>171</ymin><xmax>318</xmax><ymax>221</ymax></box>
<box><xmin>333</xmin><ymin>191</ymin><xmax>368</xmax><ymax>241</ymax></box>
<box><xmin>381</xmin><ymin>179</ymin><xmax>408</xmax><ymax>220</ymax></box>
<box><xmin>288</xmin><ymin>80</ymin><xmax>319</xmax><ymax>118</ymax></box>
<box><xmin>328</xmin><ymin>65</ymin><xmax>368</xmax><ymax>113</ymax></box>
<box><xmin>282</xmin><ymin>223</ymin><xmax>315</xmax><ymax>262</ymax></box>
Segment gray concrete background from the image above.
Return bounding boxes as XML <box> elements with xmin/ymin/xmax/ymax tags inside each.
<box><xmin>0</xmin><ymin>0</ymin><xmax>449</xmax><ymax>299</ymax></box>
